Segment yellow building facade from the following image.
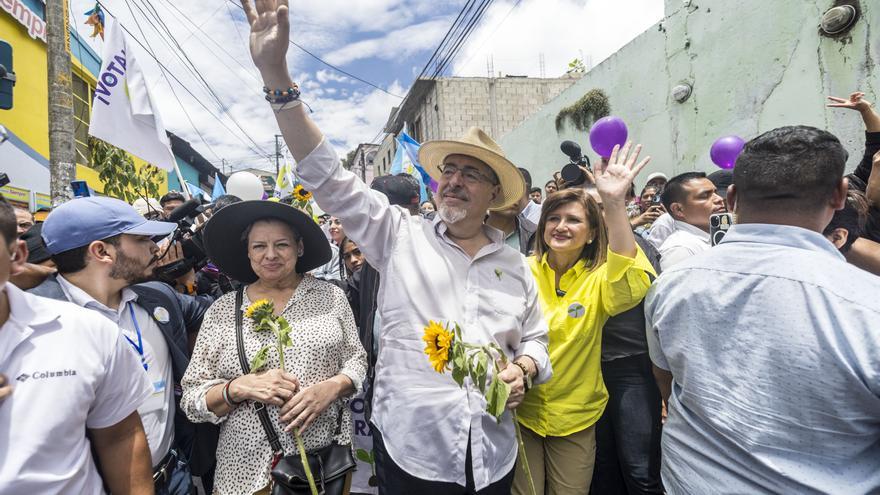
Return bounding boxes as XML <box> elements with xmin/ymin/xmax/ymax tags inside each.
<box><xmin>0</xmin><ymin>0</ymin><xmax>167</xmax><ymax>211</ymax></box>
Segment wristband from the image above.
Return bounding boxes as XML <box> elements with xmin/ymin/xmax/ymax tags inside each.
<box><xmin>222</xmin><ymin>379</ymin><xmax>242</xmax><ymax>408</ymax></box>
<box><xmin>513</xmin><ymin>360</ymin><xmax>533</xmax><ymax>392</ymax></box>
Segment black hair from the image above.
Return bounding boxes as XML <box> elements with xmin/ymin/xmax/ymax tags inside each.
<box><xmin>52</xmin><ymin>234</ymin><xmax>121</xmax><ymax>274</ymax></box>
<box><xmin>213</xmin><ymin>194</ymin><xmax>242</xmax><ymax>211</ymax></box>
<box><xmin>529</xmin><ymin>187</ymin><xmax>542</xmax><ymax>195</ymax></box>
<box><xmin>661</xmin><ymin>172</ymin><xmax>708</xmax><ymax>211</ymax></box>
<box><xmin>823</xmin><ymin>190</ymin><xmax>868</xmax><ymax>253</ymax></box>
<box><xmin>160</xmin><ymin>190</ymin><xmax>186</xmax><ymax>206</ymax></box>
<box><xmin>734</xmin><ymin>126</ymin><xmax>847</xmax><ymax>212</ymax></box>
<box><xmin>518</xmin><ymin>167</ymin><xmax>532</xmax><ymax>191</ymax></box>
<box><xmin>0</xmin><ymin>195</ymin><xmax>17</xmax><ymax>244</ymax></box>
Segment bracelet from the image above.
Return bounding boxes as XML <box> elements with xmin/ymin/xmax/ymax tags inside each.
<box><xmin>263</xmin><ymin>84</ymin><xmax>301</xmax><ymax>104</ymax></box>
<box><xmin>222</xmin><ymin>379</ymin><xmax>241</xmax><ymax>408</ymax></box>
<box><xmin>513</xmin><ymin>360</ymin><xmax>532</xmax><ymax>392</ymax></box>
<box><xmin>271</xmin><ymin>99</ymin><xmax>303</xmax><ymax>113</ymax></box>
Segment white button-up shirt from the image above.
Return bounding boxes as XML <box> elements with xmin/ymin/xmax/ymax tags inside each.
<box><xmin>296</xmin><ymin>139</ymin><xmax>551</xmax><ymax>489</ymax></box>
<box><xmin>57</xmin><ymin>276</ymin><xmax>175</xmax><ymax>466</ymax></box>
<box><xmin>658</xmin><ymin>219</ymin><xmax>710</xmax><ymax>270</ymax></box>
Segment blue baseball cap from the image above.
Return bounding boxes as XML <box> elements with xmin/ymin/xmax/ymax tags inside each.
<box><xmin>42</xmin><ymin>197</ymin><xmax>177</xmax><ymax>255</ymax></box>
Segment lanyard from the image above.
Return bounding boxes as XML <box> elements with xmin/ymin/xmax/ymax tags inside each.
<box><xmin>123</xmin><ymin>302</ymin><xmax>148</xmax><ymax>371</ymax></box>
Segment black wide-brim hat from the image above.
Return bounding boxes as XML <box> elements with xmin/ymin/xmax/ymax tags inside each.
<box><xmin>203</xmin><ymin>200</ymin><xmax>331</xmax><ymax>284</ymax></box>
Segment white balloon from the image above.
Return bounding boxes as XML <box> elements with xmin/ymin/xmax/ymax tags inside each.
<box><xmin>226</xmin><ymin>172</ymin><xmax>265</xmax><ymax>201</ymax></box>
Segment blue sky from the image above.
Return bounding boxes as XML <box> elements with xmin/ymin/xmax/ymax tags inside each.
<box><xmin>71</xmin><ymin>0</ymin><xmax>663</xmax><ymax>174</ymax></box>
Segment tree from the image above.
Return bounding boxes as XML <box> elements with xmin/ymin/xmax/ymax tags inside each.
<box><xmin>89</xmin><ymin>137</ymin><xmax>163</xmax><ymax>203</ymax></box>
<box><xmin>567</xmin><ymin>58</ymin><xmax>586</xmax><ymax>74</ymax></box>
<box><xmin>341</xmin><ymin>149</ymin><xmax>358</xmax><ymax>170</ymax></box>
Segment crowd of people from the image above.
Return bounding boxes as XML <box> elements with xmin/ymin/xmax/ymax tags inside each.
<box><xmin>1</xmin><ymin>2</ymin><xmax>879</xmax><ymax>494</ymax></box>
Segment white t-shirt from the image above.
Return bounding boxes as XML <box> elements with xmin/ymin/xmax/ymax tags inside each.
<box><xmin>57</xmin><ymin>276</ymin><xmax>175</xmax><ymax>466</ymax></box>
<box><xmin>0</xmin><ymin>284</ymin><xmax>152</xmax><ymax>495</ymax></box>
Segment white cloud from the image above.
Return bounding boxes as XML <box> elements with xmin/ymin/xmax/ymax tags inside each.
<box><xmin>69</xmin><ymin>0</ymin><xmax>663</xmax><ymax>171</ymax></box>
<box><xmin>452</xmin><ymin>0</ymin><xmax>664</xmax><ymax>78</ymax></box>
<box><xmin>322</xmin><ymin>18</ymin><xmax>451</xmax><ymax>66</ymax></box>
<box><xmin>315</xmin><ymin>70</ymin><xmax>350</xmax><ymax>84</ymax></box>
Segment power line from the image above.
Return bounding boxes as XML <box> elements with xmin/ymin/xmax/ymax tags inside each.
<box><xmin>128</xmin><ymin>0</ymin><xmax>271</xmax><ymax>155</ymax></box>
<box><xmin>225</xmin><ymin>0</ymin><xmax>403</xmax><ymax>99</ymax></box>
<box><xmin>456</xmin><ymin>0</ymin><xmax>523</xmax><ymax>74</ymax></box>
<box><xmin>431</xmin><ymin>0</ymin><xmax>495</xmax><ymax>78</ymax></box>
<box><xmin>120</xmin><ymin>0</ymin><xmax>223</xmax><ymax>162</ymax></box>
<box><xmin>414</xmin><ymin>0</ymin><xmax>477</xmax><ymax>82</ymax></box>
<box><xmin>98</xmin><ymin>1</ymin><xmax>272</xmax><ymax>158</ymax></box>
<box><xmin>156</xmin><ymin>0</ymin><xmax>263</xmax><ymax>86</ymax></box>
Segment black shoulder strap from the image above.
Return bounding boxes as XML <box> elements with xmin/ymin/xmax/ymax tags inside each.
<box><xmin>235</xmin><ymin>287</ymin><xmax>284</xmax><ymax>454</ymax></box>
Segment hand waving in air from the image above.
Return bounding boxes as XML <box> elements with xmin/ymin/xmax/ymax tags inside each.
<box><xmin>593</xmin><ymin>142</ymin><xmax>652</xmax><ymax>204</ymax></box>
<box><xmin>241</xmin><ymin>0</ymin><xmax>292</xmax><ymax>86</ymax></box>
<box><xmin>826</xmin><ymin>92</ymin><xmax>873</xmax><ymax>113</ymax></box>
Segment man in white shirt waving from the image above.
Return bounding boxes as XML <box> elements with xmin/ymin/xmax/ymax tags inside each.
<box><xmin>239</xmin><ymin>1</ymin><xmax>551</xmax><ymax>492</ymax></box>
<box><xmin>0</xmin><ymin>196</ymin><xmax>154</xmax><ymax>494</ymax></box>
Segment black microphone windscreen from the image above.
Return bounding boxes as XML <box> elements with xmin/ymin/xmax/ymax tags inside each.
<box><xmin>166</xmin><ymin>198</ymin><xmax>202</xmax><ymax>223</ymax></box>
<box><xmin>560</xmin><ymin>140</ymin><xmax>582</xmax><ymax>160</ymax></box>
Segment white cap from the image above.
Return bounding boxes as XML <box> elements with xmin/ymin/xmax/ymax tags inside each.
<box><xmin>132</xmin><ymin>197</ymin><xmax>162</xmax><ymax>216</ymax></box>
<box><xmin>645</xmin><ymin>172</ymin><xmax>668</xmax><ymax>184</ymax></box>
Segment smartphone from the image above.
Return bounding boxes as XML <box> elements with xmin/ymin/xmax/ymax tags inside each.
<box><xmin>710</xmin><ymin>213</ymin><xmax>734</xmax><ymax>246</ymax></box>
<box><xmin>71</xmin><ymin>180</ymin><xmax>91</xmax><ymax>198</ymax></box>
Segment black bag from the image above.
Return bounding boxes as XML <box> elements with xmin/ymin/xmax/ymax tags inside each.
<box><xmin>235</xmin><ymin>288</ymin><xmax>356</xmax><ymax>495</ymax></box>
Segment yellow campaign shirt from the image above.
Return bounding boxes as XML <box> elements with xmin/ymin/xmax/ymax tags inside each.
<box><xmin>518</xmin><ymin>246</ymin><xmax>655</xmax><ymax>437</ymax></box>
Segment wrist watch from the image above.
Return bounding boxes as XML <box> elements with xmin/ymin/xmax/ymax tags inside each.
<box><xmin>514</xmin><ymin>360</ymin><xmax>533</xmax><ymax>392</ymax></box>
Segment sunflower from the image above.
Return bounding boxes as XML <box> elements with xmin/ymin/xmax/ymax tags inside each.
<box><xmin>245</xmin><ymin>299</ymin><xmax>274</xmax><ymax>320</ymax></box>
<box><xmin>293</xmin><ymin>184</ymin><xmax>313</xmax><ymax>202</ymax></box>
<box><xmin>423</xmin><ymin>320</ymin><xmax>454</xmax><ymax>373</ymax></box>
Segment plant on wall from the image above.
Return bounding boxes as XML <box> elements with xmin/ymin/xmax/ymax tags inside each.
<box><xmin>89</xmin><ymin>137</ymin><xmax>163</xmax><ymax>203</ymax></box>
<box><xmin>555</xmin><ymin>88</ymin><xmax>611</xmax><ymax>132</ymax></box>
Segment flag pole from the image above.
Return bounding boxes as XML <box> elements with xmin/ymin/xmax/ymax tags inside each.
<box><xmin>172</xmin><ymin>159</ymin><xmax>192</xmax><ymax>200</ymax></box>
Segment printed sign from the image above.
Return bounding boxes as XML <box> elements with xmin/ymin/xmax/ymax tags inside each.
<box><xmin>0</xmin><ymin>0</ymin><xmax>47</xmax><ymax>43</ymax></box>
<box><xmin>0</xmin><ymin>184</ymin><xmax>29</xmax><ymax>204</ymax></box>
<box><xmin>349</xmin><ymin>394</ymin><xmax>378</xmax><ymax>493</ymax></box>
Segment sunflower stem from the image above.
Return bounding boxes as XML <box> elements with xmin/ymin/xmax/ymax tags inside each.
<box><xmin>294</xmin><ymin>430</ymin><xmax>319</xmax><ymax>495</ymax></box>
<box><xmin>277</xmin><ymin>324</ymin><xmax>316</xmax><ymax>495</ymax></box>
<box><xmin>513</xmin><ymin>411</ymin><xmax>537</xmax><ymax>495</ymax></box>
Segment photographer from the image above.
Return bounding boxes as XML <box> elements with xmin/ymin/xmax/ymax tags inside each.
<box><xmin>29</xmin><ymin>197</ymin><xmax>216</xmax><ymax>495</ymax></box>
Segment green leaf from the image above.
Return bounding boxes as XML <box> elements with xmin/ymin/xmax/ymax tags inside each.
<box><xmin>485</xmin><ymin>375</ymin><xmax>511</xmax><ymax>423</ymax></box>
<box><xmin>474</xmin><ymin>352</ymin><xmax>489</xmax><ymax>394</ymax></box>
<box><xmin>277</xmin><ymin>323</ymin><xmax>293</xmax><ymax>348</ymax></box>
<box><xmin>355</xmin><ymin>449</ymin><xmax>373</xmax><ymax>464</ymax></box>
<box><xmin>249</xmin><ymin>346</ymin><xmax>270</xmax><ymax>372</ymax></box>
<box><xmin>451</xmin><ymin>342</ymin><xmax>468</xmax><ymax>387</ymax></box>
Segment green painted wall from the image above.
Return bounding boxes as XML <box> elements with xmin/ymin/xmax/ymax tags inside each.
<box><xmin>500</xmin><ymin>0</ymin><xmax>878</xmax><ymax>187</ymax></box>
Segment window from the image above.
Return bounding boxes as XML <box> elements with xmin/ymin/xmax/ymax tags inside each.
<box><xmin>72</xmin><ymin>74</ymin><xmax>92</xmax><ymax>166</ymax></box>
<box><xmin>412</xmin><ymin>118</ymin><xmax>423</xmax><ymax>142</ymax></box>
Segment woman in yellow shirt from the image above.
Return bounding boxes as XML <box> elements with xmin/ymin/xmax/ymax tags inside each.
<box><xmin>514</xmin><ymin>143</ymin><xmax>656</xmax><ymax>495</ymax></box>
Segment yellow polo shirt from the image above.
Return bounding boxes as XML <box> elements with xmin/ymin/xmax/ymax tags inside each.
<box><xmin>518</xmin><ymin>247</ymin><xmax>655</xmax><ymax>437</ymax></box>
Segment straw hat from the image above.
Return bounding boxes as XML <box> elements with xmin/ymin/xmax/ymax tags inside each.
<box><xmin>419</xmin><ymin>127</ymin><xmax>525</xmax><ymax>209</ymax></box>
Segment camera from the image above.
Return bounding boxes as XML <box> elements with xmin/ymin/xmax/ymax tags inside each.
<box><xmin>153</xmin><ymin>198</ymin><xmax>211</xmax><ymax>283</ymax></box>
<box><xmin>559</xmin><ymin>140</ymin><xmax>591</xmax><ymax>188</ymax></box>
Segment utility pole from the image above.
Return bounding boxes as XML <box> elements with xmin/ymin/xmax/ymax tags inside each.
<box><xmin>47</xmin><ymin>0</ymin><xmax>76</xmax><ymax>206</ymax></box>
<box><xmin>274</xmin><ymin>134</ymin><xmax>283</xmax><ymax>176</ymax></box>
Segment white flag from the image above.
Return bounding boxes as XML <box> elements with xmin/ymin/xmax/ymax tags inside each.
<box><xmin>89</xmin><ymin>19</ymin><xmax>176</xmax><ymax>171</ymax></box>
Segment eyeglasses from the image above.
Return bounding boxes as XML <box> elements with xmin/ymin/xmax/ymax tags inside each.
<box><xmin>439</xmin><ymin>164</ymin><xmax>497</xmax><ymax>185</ymax></box>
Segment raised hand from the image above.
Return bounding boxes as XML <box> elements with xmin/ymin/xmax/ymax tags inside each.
<box><xmin>827</xmin><ymin>92</ymin><xmax>873</xmax><ymax>113</ymax></box>
<box><xmin>593</xmin><ymin>141</ymin><xmax>651</xmax><ymax>204</ymax></box>
<box><xmin>241</xmin><ymin>0</ymin><xmax>291</xmax><ymax>84</ymax></box>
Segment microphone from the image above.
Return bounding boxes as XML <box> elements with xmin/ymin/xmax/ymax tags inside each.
<box><xmin>560</xmin><ymin>140</ymin><xmax>582</xmax><ymax>162</ymax></box>
<box><xmin>166</xmin><ymin>199</ymin><xmax>202</xmax><ymax>223</ymax></box>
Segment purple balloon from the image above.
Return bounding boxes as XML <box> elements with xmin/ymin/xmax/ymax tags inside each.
<box><xmin>589</xmin><ymin>116</ymin><xmax>629</xmax><ymax>158</ymax></box>
<box><xmin>710</xmin><ymin>136</ymin><xmax>745</xmax><ymax>170</ymax></box>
